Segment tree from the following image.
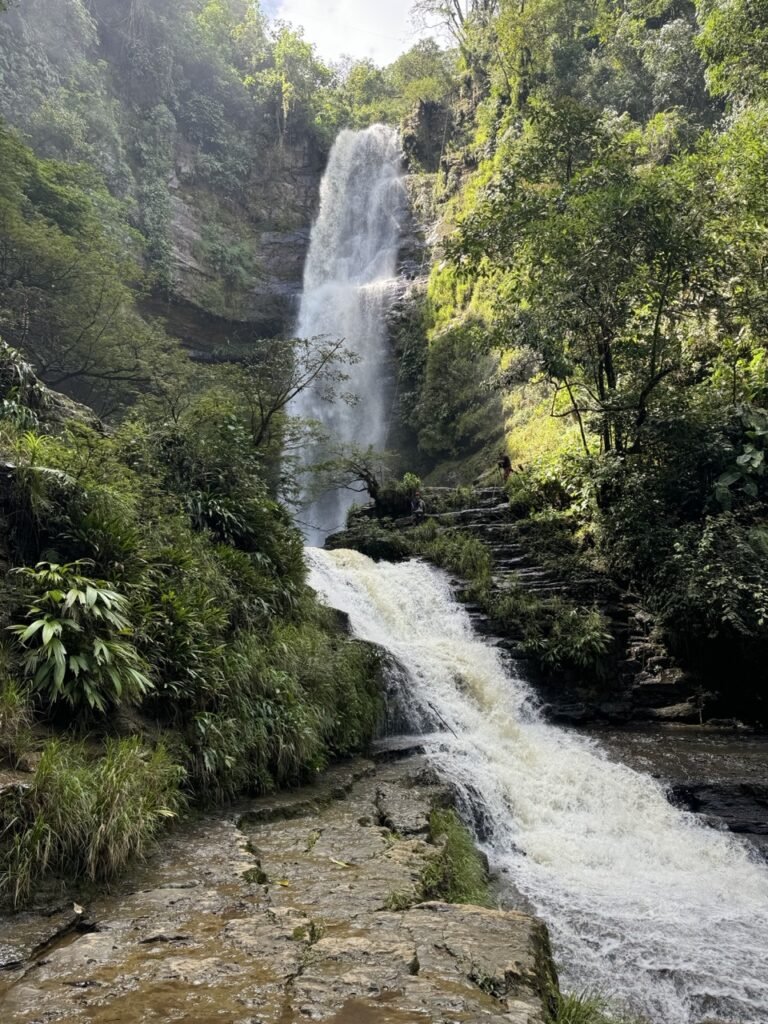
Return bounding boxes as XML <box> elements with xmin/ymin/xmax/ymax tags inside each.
<box><xmin>0</xmin><ymin>125</ymin><xmax>177</xmax><ymax>412</ymax></box>
<box><xmin>451</xmin><ymin>106</ymin><xmax>726</xmax><ymax>454</ymax></box>
<box><xmin>246</xmin><ymin>24</ymin><xmax>335</xmax><ymax>142</ymax></box>
<box><xmin>412</xmin><ymin>0</ymin><xmax>499</xmax><ymax>76</ymax></box>
<box><xmin>183</xmin><ymin>336</ymin><xmax>360</xmax><ymax>478</ymax></box>
<box><xmin>697</xmin><ymin>0</ymin><xmax>768</xmax><ymax>101</ymax></box>
<box><xmin>412</xmin><ymin>0</ymin><xmax>498</xmax><ymax>46</ymax></box>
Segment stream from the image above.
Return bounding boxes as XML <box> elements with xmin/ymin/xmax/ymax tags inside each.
<box><xmin>308</xmin><ymin>547</ymin><xmax>768</xmax><ymax>1024</ymax></box>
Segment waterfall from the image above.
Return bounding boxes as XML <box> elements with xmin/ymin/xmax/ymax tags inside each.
<box><xmin>308</xmin><ymin>547</ymin><xmax>768</xmax><ymax>1024</ymax></box>
<box><xmin>292</xmin><ymin>125</ymin><xmax>405</xmax><ymax>545</ymax></box>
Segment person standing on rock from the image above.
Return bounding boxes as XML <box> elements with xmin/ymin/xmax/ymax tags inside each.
<box><xmin>411</xmin><ymin>491</ymin><xmax>426</xmax><ymax>524</ymax></box>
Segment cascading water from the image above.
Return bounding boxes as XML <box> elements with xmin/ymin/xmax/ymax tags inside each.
<box><xmin>308</xmin><ymin>547</ymin><xmax>768</xmax><ymax>1024</ymax></box>
<box><xmin>292</xmin><ymin>125</ymin><xmax>405</xmax><ymax>545</ymax></box>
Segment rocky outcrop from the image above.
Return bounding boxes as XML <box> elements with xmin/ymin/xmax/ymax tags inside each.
<box><xmin>167</xmin><ymin>138</ymin><xmax>326</xmax><ymax>345</ymax></box>
<box><xmin>0</xmin><ymin>757</ymin><xmax>558</xmax><ymax>1023</ymax></box>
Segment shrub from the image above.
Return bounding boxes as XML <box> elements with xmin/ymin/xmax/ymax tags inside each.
<box><xmin>375</xmin><ymin>472</ymin><xmax>423</xmax><ymax>517</ymax></box>
<box><xmin>490</xmin><ymin>588</ymin><xmax>612</xmax><ymax>674</ymax></box>
<box><xmin>8</xmin><ymin>561</ymin><xmax>152</xmax><ymax>713</ymax></box>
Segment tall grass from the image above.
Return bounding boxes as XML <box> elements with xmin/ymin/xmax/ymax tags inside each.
<box><xmin>421</xmin><ymin>808</ymin><xmax>491</xmax><ymax>907</ymax></box>
<box><xmin>0</xmin><ymin>737</ymin><xmax>185</xmax><ymax>908</ymax></box>
<box><xmin>0</xmin><ymin>677</ymin><xmax>32</xmax><ymax>765</ymax></box>
<box><xmin>555</xmin><ymin>991</ymin><xmax>647</xmax><ymax>1024</ymax></box>
<box><xmin>410</xmin><ymin>522</ymin><xmax>492</xmax><ymax>587</ymax></box>
<box><xmin>184</xmin><ymin>615</ymin><xmax>383</xmax><ymax>801</ymax></box>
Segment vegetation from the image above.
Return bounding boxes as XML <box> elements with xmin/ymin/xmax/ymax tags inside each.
<box><xmin>554</xmin><ymin>991</ymin><xmax>646</xmax><ymax>1024</ymax></box>
<box><xmin>421</xmin><ymin>807</ymin><xmax>491</xmax><ymax>906</ymax></box>
<box><xmin>0</xmin><ymin>737</ymin><xmax>184</xmax><ymax>908</ymax></box>
<box><xmin>395</xmin><ymin>0</ymin><xmax>768</xmax><ymax>716</ymax></box>
<box><xmin>0</xmin><ymin>337</ymin><xmax>382</xmax><ymax>906</ymax></box>
<box><xmin>387</xmin><ymin>805</ymin><xmax>491</xmax><ymax>910</ymax></box>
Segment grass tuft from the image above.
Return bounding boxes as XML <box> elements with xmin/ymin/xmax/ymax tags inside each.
<box><xmin>0</xmin><ymin>737</ymin><xmax>185</xmax><ymax>908</ymax></box>
<box><xmin>555</xmin><ymin>991</ymin><xmax>647</xmax><ymax>1024</ymax></box>
<box><xmin>421</xmin><ymin>808</ymin><xmax>491</xmax><ymax>907</ymax></box>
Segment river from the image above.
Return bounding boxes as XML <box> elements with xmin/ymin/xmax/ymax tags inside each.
<box><xmin>308</xmin><ymin>547</ymin><xmax>768</xmax><ymax>1024</ymax></box>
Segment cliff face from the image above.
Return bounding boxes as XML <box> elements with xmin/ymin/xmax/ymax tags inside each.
<box><xmin>158</xmin><ymin>135</ymin><xmax>324</xmax><ymax>348</ymax></box>
<box><xmin>0</xmin><ymin>0</ymin><xmax>325</xmax><ymax>348</ymax></box>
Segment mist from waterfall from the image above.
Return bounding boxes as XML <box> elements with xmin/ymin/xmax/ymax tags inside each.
<box><xmin>292</xmin><ymin>125</ymin><xmax>405</xmax><ymax>545</ymax></box>
<box><xmin>308</xmin><ymin>547</ymin><xmax>768</xmax><ymax>1024</ymax></box>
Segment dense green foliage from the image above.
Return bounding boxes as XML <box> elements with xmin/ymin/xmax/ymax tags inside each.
<box><xmin>403</xmin><ymin>0</ymin><xmax>768</xmax><ymax>710</ymax></box>
<box><xmin>0</xmin><ymin>342</ymin><xmax>382</xmax><ymax>905</ymax></box>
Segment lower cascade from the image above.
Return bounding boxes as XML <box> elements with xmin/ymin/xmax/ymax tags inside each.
<box><xmin>308</xmin><ymin>547</ymin><xmax>768</xmax><ymax>1024</ymax></box>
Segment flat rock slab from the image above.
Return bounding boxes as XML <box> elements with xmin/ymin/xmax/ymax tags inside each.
<box><xmin>0</xmin><ymin>758</ymin><xmax>556</xmax><ymax>1023</ymax></box>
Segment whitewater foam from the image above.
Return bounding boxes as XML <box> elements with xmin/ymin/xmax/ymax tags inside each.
<box><xmin>308</xmin><ymin>547</ymin><xmax>768</xmax><ymax>1024</ymax></box>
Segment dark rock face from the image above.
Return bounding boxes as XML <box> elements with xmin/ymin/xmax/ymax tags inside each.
<box><xmin>167</xmin><ymin>138</ymin><xmax>326</xmax><ymax>343</ymax></box>
<box><xmin>670</xmin><ymin>783</ymin><xmax>768</xmax><ymax>836</ymax></box>
<box><xmin>402</xmin><ymin>101</ymin><xmax>453</xmax><ymax>174</ymax></box>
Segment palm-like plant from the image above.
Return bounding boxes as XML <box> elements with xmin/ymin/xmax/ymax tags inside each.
<box><xmin>8</xmin><ymin>561</ymin><xmax>152</xmax><ymax>713</ymax></box>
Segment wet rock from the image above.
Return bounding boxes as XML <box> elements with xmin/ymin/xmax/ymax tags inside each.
<box><xmin>375</xmin><ymin>782</ymin><xmax>434</xmax><ymax>836</ymax></box>
<box><xmin>371</xmin><ymin>736</ymin><xmax>426</xmax><ymax>762</ymax></box>
<box><xmin>0</xmin><ymin>907</ymin><xmax>82</xmax><ymax>970</ymax></box>
<box><xmin>646</xmin><ymin>701</ymin><xmax>702</xmax><ymax>724</ymax></box>
<box><xmin>670</xmin><ymin>783</ymin><xmax>768</xmax><ymax>835</ymax></box>
<box><xmin>547</xmin><ymin>703</ymin><xmax>592</xmax><ymax>725</ymax></box>
<box><xmin>0</xmin><ymin>757</ymin><xmax>558</xmax><ymax>1023</ymax></box>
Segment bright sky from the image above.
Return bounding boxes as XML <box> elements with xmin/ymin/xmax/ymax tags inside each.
<box><xmin>265</xmin><ymin>0</ymin><xmax>431</xmax><ymax>66</ymax></box>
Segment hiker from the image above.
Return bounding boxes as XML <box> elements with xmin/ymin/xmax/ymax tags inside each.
<box><xmin>497</xmin><ymin>452</ymin><xmax>513</xmax><ymax>482</ymax></box>
<box><xmin>411</xmin><ymin>491</ymin><xmax>426</xmax><ymax>524</ymax></box>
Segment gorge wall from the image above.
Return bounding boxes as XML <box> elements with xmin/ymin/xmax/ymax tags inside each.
<box><xmin>0</xmin><ymin>0</ymin><xmax>327</xmax><ymax>350</ymax></box>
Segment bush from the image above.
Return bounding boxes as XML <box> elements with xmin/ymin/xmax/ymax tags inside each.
<box><xmin>375</xmin><ymin>472</ymin><xmax>423</xmax><ymax>517</ymax></box>
<box><xmin>490</xmin><ymin>587</ymin><xmax>612</xmax><ymax>675</ymax></box>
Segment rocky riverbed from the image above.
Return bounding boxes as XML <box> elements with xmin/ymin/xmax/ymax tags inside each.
<box><xmin>0</xmin><ymin>757</ymin><xmax>557</xmax><ymax>1024</ymax></box>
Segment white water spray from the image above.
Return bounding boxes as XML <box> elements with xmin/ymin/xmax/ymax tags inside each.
<box><xmin>308</xmin><ymin>547</ymin><xmax>768</xmax><ymax>1024</ymax></box>
<box><xmin>292</xmin><ymin>126</ymin><xmax>405</xmax><ymax>545</ymax></box>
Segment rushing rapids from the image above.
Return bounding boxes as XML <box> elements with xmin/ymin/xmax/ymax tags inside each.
<box><xmin>308</xmin><ymin>547</ymin><xmax>768</xmax><ymax>1024</ymax></box>
<box><xmin>291</xmin><ymin>125</ymin><xmax>405</xmax><ymax>545</ymax></box>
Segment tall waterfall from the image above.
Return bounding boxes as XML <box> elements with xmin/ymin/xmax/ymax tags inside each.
<box><xmin>292</xmin><ymin>126</ymin><xmax>405</xmax><ymax>545</ymax></box>
<box><xmin>308</xmin><ymin>547</ymin><xmax>768</xmax><ymax>1024</ymax></box>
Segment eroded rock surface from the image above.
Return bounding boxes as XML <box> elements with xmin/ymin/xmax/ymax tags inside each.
<box><xmin>0</xmin><ymin>758</ymin><xmax>557</xmax><ymax>1023</ymax></box>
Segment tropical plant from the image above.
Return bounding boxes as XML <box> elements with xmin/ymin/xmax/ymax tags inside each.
<box><xmin>8</xmin><ymin>561</ymin><xmax>152</xmax><ymax>713</ymax></box>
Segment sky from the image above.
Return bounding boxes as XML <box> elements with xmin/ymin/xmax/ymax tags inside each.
<box><xmin>263</xmin><ymin>0</ymin><xmax>432</xmax><ymax>66</ymax></box>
